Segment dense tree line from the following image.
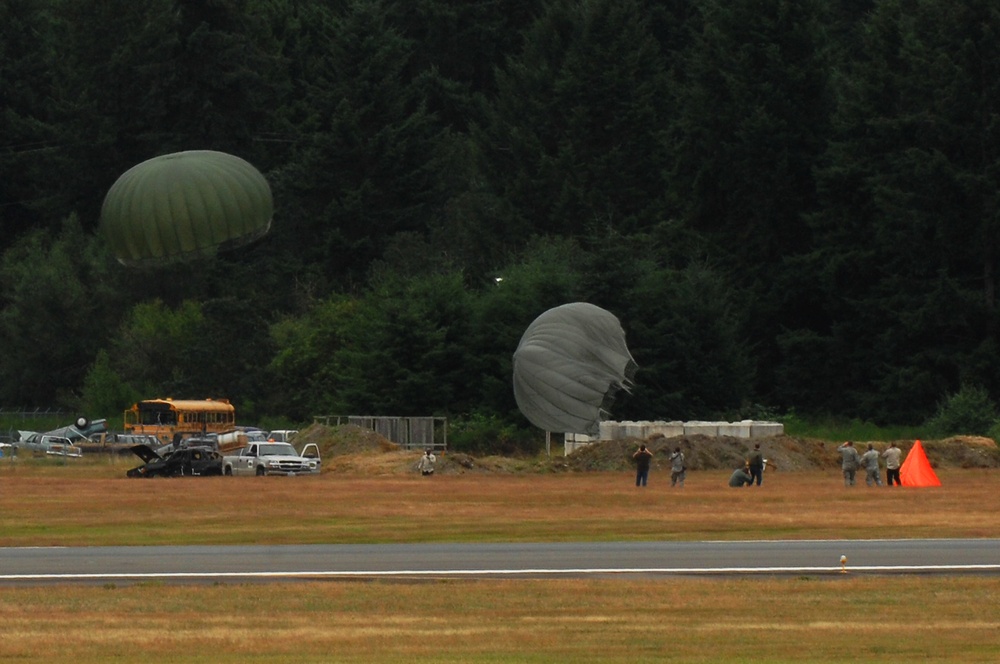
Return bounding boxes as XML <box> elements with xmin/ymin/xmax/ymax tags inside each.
<box><xmin>2</xmin><ymin>0</ymin><xmax>1000</xmax><ymax>438</ymax></box>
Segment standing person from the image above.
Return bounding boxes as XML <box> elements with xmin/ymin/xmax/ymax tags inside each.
<box><xmin>859</xmin><ymin>443</ymin><xmax>883</xmax><ymax>487</ymax></box>
<box><xmin>633</xmin><ymin>444</ymin><xmax>653</xmax><ymax>487</ymax></box>
<box><xmin>746</xmin><ymin>443</ymin><xmax>764</xmax><ymax>487</ymax></box>
<box><xmin>838</xmin><ymin>441</ymin><xmax>861</xmax><ymax>486</ymax></box>
<box><xmin>669</xmin><ymin>446</ymin><xmax>686</xmax><ymax>488</ymax></box>
<box><xmin>417</xmin><ymin>448</ymin><xmax>436</xmax><ymax>476</ymax></box>
<box><xmin>882</xmin><ymin>442</ymin><xmax>903</xmax><ymax>486</ymax></box>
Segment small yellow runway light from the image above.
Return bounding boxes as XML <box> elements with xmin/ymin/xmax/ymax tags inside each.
<box><xmin>840</xmin><ymin>555</ymin><xmax>848</xmax><ymax>574</ymax></box>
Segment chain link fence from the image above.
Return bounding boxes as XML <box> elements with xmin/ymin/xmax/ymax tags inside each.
<box><xmin>0</xmin><ymin>408</ymin><xmax>71</xmax><ymax>445</ymax></box>
<box><xmin>312</xmin><ymin>415</ymin><xmax>448</xmax><ymax>451</ymax></box>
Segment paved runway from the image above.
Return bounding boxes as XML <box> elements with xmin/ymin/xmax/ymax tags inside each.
<box><xmin>2</xmin><ymin>539</ymin><xmax>998</xmax><ymax>585</ymax></box>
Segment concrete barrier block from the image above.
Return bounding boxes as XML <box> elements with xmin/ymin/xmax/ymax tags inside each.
<box><xmin>750</xmin><ymin>421</ymin><xmax>784</xmax><ymax>437</ymax></box>
<box><xmin>565</xmin><ymin>440</ymin><xmax>594</xmax><ymax>455</ymax></box>
<box><xmin>647</xmin><ymin>421</ymin><xmax>685</xmax><ymax>438</ymax></box>
<box><xmin>599</xmin><ymin>421</ymin><xmax>621</xmax><ymax>440</ymax></box>
<box><xmin>623</xmin><ymin>421</ymin><xmax>649</xmax><ymax>438</ymax></box>
<box><xmin>684</xmin><ymin>421</ymin><xmax>722</xmax><ymax>436</ymax></box>
<box><xmin>718</xmin><ymin>421</ymin><xmax>753</xmax><ymax>438</ymax></box>
<box><xmin>594</xmin><ymin>419</ymin><xmax>783</xmax><ymax>442</ymax></box>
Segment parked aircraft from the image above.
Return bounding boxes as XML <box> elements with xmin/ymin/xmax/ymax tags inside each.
<box><xmin>14</xmin><ymin>417</ymin><xmax>108</xmax><ymax>458</ymax></box>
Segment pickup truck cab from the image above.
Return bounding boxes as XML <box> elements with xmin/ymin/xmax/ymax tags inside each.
<box><xmin>223</xmin><ymin>442</ymin><xmax>321</xmax><ymax>476</ymax></box>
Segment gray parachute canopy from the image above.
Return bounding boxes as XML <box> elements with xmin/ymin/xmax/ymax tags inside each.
<box><xmin>513</xmin><ymin>302</ymin><xmax>638</xmax><ymax>435</ymax></box>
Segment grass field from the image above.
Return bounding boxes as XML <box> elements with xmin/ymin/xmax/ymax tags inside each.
<box><xmin>1</xmin><ymin>458</ymin><xmax>996</xmax><ymax>545</ymax></box>
<box><xmin>0</xmin><ymin>458</ymin><xmax>998</xmax><ymax>662</ymax></box>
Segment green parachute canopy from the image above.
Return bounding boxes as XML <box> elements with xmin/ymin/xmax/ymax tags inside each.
<box><xmin>100</xmin><ymin>150</ymin><xmax>273</xmax><ymax>267</ymax></box>
<box><xmin>513</xmin><ymin>302</ymin><xmax>638</xmax><ymax>435</ymax></box>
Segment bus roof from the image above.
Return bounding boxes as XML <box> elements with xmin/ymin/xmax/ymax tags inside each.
<box><xmin>133</xmin><ymin>399</ymin><xmax>234</xmax><ymax>412</ymax></box>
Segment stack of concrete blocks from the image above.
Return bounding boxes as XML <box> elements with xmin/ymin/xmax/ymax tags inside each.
<box><xmin>564</xmin><ymin>419</ymin><xmax>784</xmax><ymax>455</ymax></box>
<box><xmin>749</xmin><ymin>421</ymin><xmax>784</xmax><ymax>437</ymax></box>
<box><xmin>563</xmin><ymin>431</ymin><xmax>600</xmax><ymax>455</ymax></box>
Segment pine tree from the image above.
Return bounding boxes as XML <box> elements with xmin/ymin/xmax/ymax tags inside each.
<box><xmin>804</xmin><ymin>0</ymin><xmax>1000</xmax><ymax>421</ymax></box>
<box><xmin>480</xmin><ymin>0</ymin><xmax>672</xmax><ymax>243</ymax></box>
<box><xmin>667</xmin><ymin>0</ymin><xmax>833</xmax><ymax>405</ymax></box>
<box><xmin>270</xmin><ymin>0</ymin><xmax>445</xmax><ymax>289</ymax></box>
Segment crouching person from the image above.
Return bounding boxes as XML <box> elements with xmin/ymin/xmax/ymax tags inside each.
<box><xmin>729</xmin><ymin>464</ymin><xmax>753</xmax><ymax>487</ymax></box>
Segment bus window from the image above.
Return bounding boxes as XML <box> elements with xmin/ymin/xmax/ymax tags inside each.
<box><xmin>124</xmin><ymin>398</ymin><xmax>236</xmax><ymax>446</ymax></box>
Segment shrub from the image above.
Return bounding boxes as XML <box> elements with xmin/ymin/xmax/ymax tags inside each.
<box><xmin>925</xmin><ymin>385</ymin><xmax>999</xmax><ymax>437</ymax></box>
<box><xmin>448</xmin><ymin>413</ymin><xmax>542</xmax><ymax>456</ymax></box>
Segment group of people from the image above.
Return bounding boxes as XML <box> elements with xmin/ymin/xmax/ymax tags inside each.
<box><xmin>633</xmin><ymin>444</ymin><xmax>687</xmax><ymax>487</ymax></box>
<box><xmin>837</xmin><ymin>441</ymin><xmax>903</xmax><ymax>487</ymax></box>
<box><xmin>422</xmin><ymin>439</ymin><xmax>908</xmax><ymax>487</ymax></box>
<box><xmin>729</xmin><ymin>443</ymin><xmax>765</xmax><ymax>487</ymax></box>
<box><xmin>633</xmin><ymin>439</ymin><xmax>909</xmax><ymax>488</ymax></box>
<box><xmin>634</xmin><ymin>442</ymin><xmax>769</xmax><ymax>488</ymax></box>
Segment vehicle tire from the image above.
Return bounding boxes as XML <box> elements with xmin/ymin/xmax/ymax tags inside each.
<box><xmin>255</xmin><ymin>466</ymin><xmax>266</xmax><ymax>476</ymax></box>
<box><xmin>75</xmin><ymin>416</ymin><xmax>89</xmax><ymax>429</ymax></box>
<box><xmin>224</xmin><ymin>466</ymin><xmax>232</xmax><ymax>476</ymax></box>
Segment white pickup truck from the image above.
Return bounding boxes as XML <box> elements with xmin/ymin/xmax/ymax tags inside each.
<box><xmin>222</xmin><ymin>441</ymin><xmax>321</xmax><ymax>476</ymax></box>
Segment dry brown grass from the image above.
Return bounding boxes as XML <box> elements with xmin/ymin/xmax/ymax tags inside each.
<box><xmin>1</xmin><ymin>576</ymin><xmax>999</xmax><ymax>663</ymax></box>
<box><xmin>1</xmin><ymin>459</ymin><xmax>997</xmax><ymax>545</ymax></box>
<box><xmin>1</xmin><ymin>459</ymin><xmax>999</xmax><ymax>662</ymax></box>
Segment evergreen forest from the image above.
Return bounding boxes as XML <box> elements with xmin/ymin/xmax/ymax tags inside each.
<box><xmin>3</xmin><ymin>0</ymin><xmax>1000</xmax><ymax>444</ymax></box>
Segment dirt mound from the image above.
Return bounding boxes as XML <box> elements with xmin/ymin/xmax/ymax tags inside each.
<box><xmin>921</xmin><ymin>436</ymin><xmax>1000</xmax><ymax>468</ymax></box>
<box><xmin>298</xmin><ymin>423</ymin><xmax>400</xmax><ymax>456</ymax></box>
<box><xmin>553</xmin><ymin>434</ymin><xmax>1000</xmax><ymax>473</ymax></box>
<box><xmin>295</xmin><ymin>424</ymin><xmax>410</xmax><ymax>474</ymax></box>
<box><xmin>298</xmin><ymin>424</ymin><xmax>1000</xmax><ymax>475</ymax></box>
<box><xmin>549</xmin><ymin>434</ymin><xmax>833</xmax><ymax>473</ymax></box>
<box><xmin>297</xmin><ymin>423</ymin><xmax>516</xmax><ymax>475</ymax></box>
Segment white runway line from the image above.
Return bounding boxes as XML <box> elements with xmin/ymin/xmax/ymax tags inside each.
<box><xmin>3</xmin><ymin>564</ymin><xmax>1000</xmax><ymax>581</ymax></box>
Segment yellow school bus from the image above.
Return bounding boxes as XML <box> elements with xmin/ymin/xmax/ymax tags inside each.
<box><xmin>123</xmin><ymin>398</ymin><xmax>236</xmax><ymax>446</ymax></box>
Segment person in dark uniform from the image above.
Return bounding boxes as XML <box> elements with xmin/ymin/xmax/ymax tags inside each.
<box><xmin>747</xmin><ymin>443</ymin><xmax>764</xmax><ymax>486</ymax></box>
